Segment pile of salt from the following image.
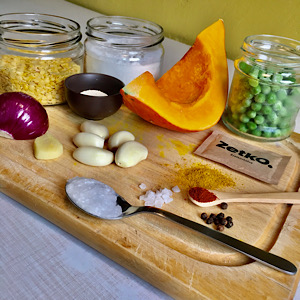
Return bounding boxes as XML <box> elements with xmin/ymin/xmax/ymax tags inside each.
<box><xmin>66</xmin><ymin>177</ymin><xmax>122</xmax><ymax>218</ymax></box>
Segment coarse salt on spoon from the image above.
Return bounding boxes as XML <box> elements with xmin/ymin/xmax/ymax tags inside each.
<box><xmin>188</xmin><ymin>187</ymin><xmax>300</xmax><ymax>208</ymax></box>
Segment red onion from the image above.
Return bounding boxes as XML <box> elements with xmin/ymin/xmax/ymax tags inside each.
<box><xmin>0</xmin><ymin>92</ymin><xmax>49</xmax><ymax>140</ymax></box>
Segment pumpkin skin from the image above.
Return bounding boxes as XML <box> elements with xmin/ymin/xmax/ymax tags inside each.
<box><xmin>121</xmin><ymin>19</ymin><xmax>228</xmax><ymax>132</ymax></box>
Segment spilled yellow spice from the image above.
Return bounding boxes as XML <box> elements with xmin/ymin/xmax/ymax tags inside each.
<box><xmin>156</xmin><ymin>135</ymin><xmax>164</xmax><ymax>142</ymax></box>
<box><xmin>159</xmin><ymin>150</ymin><xmax>165</xmax><ymax>158</ymax></box>
<box><xmin>156</xmin><ymin>135</ymin><xmax>195</xmax><ymax>157</ymax></box>
<box><xmin>170</xmin><ymin>139</ymin><xmax>195</xmax><ymax>156</ymax></box>
<box><xmin>174</xmin><ymin>162</ymin><xmax>236</xmax><ymax>190</ymax></box>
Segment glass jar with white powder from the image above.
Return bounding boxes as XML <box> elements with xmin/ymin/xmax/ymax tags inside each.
<box><xmin>84</xmin><ymin>16</ymin><xmax>164</xmax><ymax>85</ymax></box>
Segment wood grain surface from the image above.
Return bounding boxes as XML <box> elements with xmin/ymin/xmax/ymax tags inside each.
<box><xmin>1</xmin><ymin>104</ymin><xmax>300</xmax><ymax>299</ymax></box>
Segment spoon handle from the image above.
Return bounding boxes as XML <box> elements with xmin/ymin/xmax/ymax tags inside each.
<box><xmin>213</xmin><ymin>191</ymin><xmax>300</xmax><ymax>203</ymax></box>
<box><xmin>144</xmin><ymin>207</ymin><xmax>297</xmax><ymax>275</ymax></box>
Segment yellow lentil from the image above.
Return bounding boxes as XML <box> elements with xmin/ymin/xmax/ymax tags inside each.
<box><xmin>174</xmin><ymin>162</ymin><xmax>236</xmax><ymax>190</ymax></box>
<box><xmin>0</xmin><ymin>55</ymin><xmax>81</xmax><ymax>105</ymax></box>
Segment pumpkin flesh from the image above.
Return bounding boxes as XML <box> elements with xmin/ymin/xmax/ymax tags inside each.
<box><xmin>121</xmin><ymin>19</ymin><xmax>228</xmax><ymax>132</ymax></box>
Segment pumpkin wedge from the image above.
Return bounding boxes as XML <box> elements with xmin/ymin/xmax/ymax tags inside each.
<box><xmin>121</xmin><ymin>19</ymin><xmax>228</xmax><ymax>132</ymax></box>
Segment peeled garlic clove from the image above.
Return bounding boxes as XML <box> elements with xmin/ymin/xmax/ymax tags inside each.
<box><xmin>80</xmin><ymin>120</ymin><xmax>109</xmax><ymax>139</ymax></box>
<box><xmin>115</xmin><ymin>141</ymin><xmax>148</xmax><ymax>168</ymax></box>
<box><xmin>73</xmin><ymin>132</ymin><xmax>105</xmax><ymax>148</ymax></box>
<box><xmin>108</xmin><ymin>130</ymin><xmax>135</xmax><ymax>151</ymax></box>
<box><xmin>34</xmin><ymin>133</ymin><xmax>63</xmax><ymax>160</ymax></box>
<box><xmin>73</xmin><ymin>146</ymin><xmax>114</xmax><ymax>166</ymax></box>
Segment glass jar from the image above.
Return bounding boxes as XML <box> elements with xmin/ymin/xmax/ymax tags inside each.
<box><xmin>84</xmin><ymin>16</ymin><xmax>164</xmax><ymax>85</ymax></box>
<box><xmin>222</xmin><ymin>35</ymin><xmax>300</xmax><ymax>142</ymax></box>
<box><xmin>0</xmin><ymin>13</ymin><xmax>84</xmax><ymax>105</ymax></box>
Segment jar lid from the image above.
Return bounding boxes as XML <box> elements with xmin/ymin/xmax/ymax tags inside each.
<box><xmin>86</xmin><ymin>16</ymin><xmax>164</xmax><ymax>48</ymax></box>
<box><xmin>0</xmin><ymin>13</ymin><xmax>82</xmax><ymax>48</ymax></box>
<box><xmin>242</xmin><ymin>35</ymin><xmax>300</xmax><ymax>68</ymax></box>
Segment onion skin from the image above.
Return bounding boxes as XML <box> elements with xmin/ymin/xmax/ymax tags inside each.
<box><xmin>0</xmin><ymin>92</ymin><xmax>49</xmax><ymax>140</ymax></box>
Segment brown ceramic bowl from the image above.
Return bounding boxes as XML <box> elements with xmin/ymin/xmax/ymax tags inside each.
<box><xmin>64</xmin><ymin>73</ymin><xmax>125</xmax><ymax>120</ymax></box>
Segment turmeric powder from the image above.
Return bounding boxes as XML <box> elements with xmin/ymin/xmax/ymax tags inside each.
<box><xmin>174</xmin><ymin>162</ymin><xmax>236</xmax><ymax>190</ymax></box>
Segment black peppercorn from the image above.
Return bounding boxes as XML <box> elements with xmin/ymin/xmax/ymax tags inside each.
<box><xmin>220</xmin><ymin>202</ymin><xmax>228</xmax><ymax>210</ymax></box>
<box><xmin>216</xmin><ymin>212</ymin><xmax>224</xmax><ymax>219</ymax></box>
<box><xmin>201</xmin><ymin>212</ymin><xmax>208</xmax><ymax>220</ymax></box>
<box><xmin>214</xmin><ymin>218</ymin><xmax>220</xmax><ymax>225</ymax></box>
<box><xmin>226</xmin><ymin>216</ymin><xmax>233</xmax><ymax>222</ymax></box>
<box><xmin>225</xmin><ymin>220</ymin><xmax>233</xmax><ymax>228</ymax></box>
<box><xmin>209</xmin><ymin>213</ymin><xmax>216</xmax><ymax>220</ymax></box>
<box><xmin>220</xmin><ymin>218</ymin><xmax>227</xmax><ymax>225</ymax></box>
<box><xmin>206</xmin><ymin>217</ymin><xmax>214</xmax><ymax>224</ymax></box>
<box><xmin>217</xmin><ymin>224</ymin><xmax>224</xmax><ymax>231</ymax></box>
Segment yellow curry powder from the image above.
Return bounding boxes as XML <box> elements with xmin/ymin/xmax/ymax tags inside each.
<box><xmin>174</xmin><ymin>162</ymin><xmax>236</xmax><ymax>190</ymax></box>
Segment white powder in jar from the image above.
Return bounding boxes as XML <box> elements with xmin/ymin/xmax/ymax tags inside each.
<box><xmin>85</xmin><ymin>41</ymin><xmax>163</xmax><ymax>85</ymax></box>
<box><xmin>66</xmin><ymin>177</ymin><xmax>122</xmax><ymax>219</ymax></box>
<box><xmin>80</xmin><ymin>90</ymin><xmax>107</xmax><ymax>96</ymax></box>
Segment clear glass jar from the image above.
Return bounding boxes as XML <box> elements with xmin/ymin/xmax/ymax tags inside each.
<box><xmin>84</xmin><ymin>16</ymin><xmax>164</xmax><ymax>85</ymax></box>
<box><xmin>0</xmin><ymin>13</ymin><xmax>84</xmax><ymax>105</ymax></box>
<box><xmin>222</xmin><ymin>35</ymin><xmax>300</xmax><ymax>142</ymax></box>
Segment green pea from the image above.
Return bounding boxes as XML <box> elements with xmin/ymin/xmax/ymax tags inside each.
<box><xmin>254</xmin><ymin>115</ymin><xmax>265</xmax><ymax>125</ymax></box>
<box><xmin>266</xmin><ymin>92</ymin><xmax>277</xmax><ymax>104</ymax></box>
<box><xmin>277</xmin><ymin>89</ymin><xmax>287</xmax><ymax>100</ymax></box>
<box><xmin>249</xmin><ymin>67</ymin><xmax>260</xmax><ymax>79</ymax></box>
<box><xmin>237</xmin><ymin>104</ymin><xmax>247</xmax><ymax>113</ymax></box>
<box><xmin>247</xmin><ymin>121</ymin><xmax>257</xmax><ymax>130</ymax></box>
<box><xmin>261</xmin><ymin>105</ymin><xmax>273</xmax><ymax>115</ymax></box>
<box><xmin>246</xmin><ymin>110</ymin><xmax>257</xmax><ymax>119</ymax></box>
<box><xmin>272</xmin><ymin>101</ymin><xmax>283</xmax><ymax>111</ymax></box>
<box><xmin>239</xmin><ymin>61</ymin><xmax>252</xmax><ymax>74</ymax></box>
<box><xmin>272</xmin><ymin>129</ymin><xmax>282</xmax><ymax>138</ymax></box>
<box><xmin>283</xmin><ymin>97</ymin><xmax>296</xmax><ymax>110</ymax></box>
<box><xmin>258</xmin><ymin>69</ymin><xmax>264</xmax><ymax>79</ymax></box>
<box><xmin>267</xmin><ymin>111</ymin><xmax>279</xmax><ymax>125</ymax></box>
<box><xmin>278</xmin><ymin>118</ymin><xmax>290</xmax><ymax>129</ymax></box>
<box><xmin>278</xmin><ymin>106</ymin><xmax>288</xmax><ymax>117</ymax></box>
<box><xmin>231</xmin><ymin>113</ymin><xmax>239</xmax><ymax>121</ymax></box>
<box><xmin>249</xmin><ymin>78</ymin><xmax>259</xmax><ymax>87</ymax></box>
<box><xmin>251</xmin><ymin>102</ymin><xmax>262</xmax><ymax>112</ymax></box>
<box><xmin>242</xmin><ymin>98</ymin><xmax>252</xmax><ymax>107</ymax></box>
<box><xmin>280</xmin><ymin>128</ymin><xmax>292</xmax><ymax>137</ymax></box>
<box><xmin>239</xmin><ymin>123</ymin><xmax>248</xmax><ymax>133</ymax></box>
<box><xmin>254</xmin><ymin>93</ymin><xmax>266</xmax><ymax>103</ymax></box>
<box><xmin>262</xmin><ymin>131</ymin><xmax>272</xmax><ymax>138</ymax></box>
<box><xmin>240</xmin><ymin>114</ymin><xmax>250</xmax><ymax>123</ymax></box>
<box><xmin>251</xmin><ymin>129</ymin><xmax>262</xmax><ymax>136</ymax></box>
<box><xmin>261</xmin><ymin>84</ymin><xmax>271</xmax><ymax>95</ymax></box>
<box><xmin>272</xmin><ymin>74</ymin><xmax>283</xmax><ymax>84</ymax></box>
<box><xmin>243</xmin><ymin>90</ymin><xmax>254</xmax><ymax>100</ymax></box>
<box><xmin>271</xmin><ymin>85</ymin><xmax>281</xmax><ymax>92</ymax></box>
<box><xmin>251</xmin><ymin>85</ymin><xmax>262</xmax><ymax>95</ymax></box>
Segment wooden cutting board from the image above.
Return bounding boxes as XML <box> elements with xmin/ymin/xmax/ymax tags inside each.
<box><xmin>1</xmin><ymin>104</ymin><xmax>300</xmax><ymax>299</ymax></box>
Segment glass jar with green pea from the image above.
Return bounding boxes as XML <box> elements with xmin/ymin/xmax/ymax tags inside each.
<box><xmin>222</xmin><ymin>35</ymin><xmax>300</xmax><ymax>142</ymax></box>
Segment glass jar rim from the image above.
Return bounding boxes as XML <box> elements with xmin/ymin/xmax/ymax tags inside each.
<box><xmin>86</xmin><ymin>16</ymin><xmax>164</xmax><ymax>48</ymax></box>
<box><xmin>241</xmin><ymin>34</ymin><xmax>300</xmax><ymax>68</ymax></box>
<box><xmin>0</xmin><ymin>12</ymin><xmax>82</xmax><ymax>48</ymax></box>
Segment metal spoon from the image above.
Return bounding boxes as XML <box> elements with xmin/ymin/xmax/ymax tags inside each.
<box><xmin>65</xmin><ymin>177</ymin><xmax>297</xmax><ymax>275</ymax></box>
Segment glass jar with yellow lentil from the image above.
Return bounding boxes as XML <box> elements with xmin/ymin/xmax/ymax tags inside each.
<box><xmin>0</xmin><ymin>13</ymin><xmax>83</xmax><ymax>105</ymax></box>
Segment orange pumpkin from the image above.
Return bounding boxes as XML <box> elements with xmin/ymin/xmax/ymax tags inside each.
<box><xmin>121</xmin><ymin>19</ymin><xmax>228</xmax><ymax>132</ymax></box>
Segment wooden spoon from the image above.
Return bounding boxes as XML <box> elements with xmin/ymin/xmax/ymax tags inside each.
<box><xmin>188</xmin><ymin>187</ymin><xmax>300</xmax><ymax>207</ymax></box>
